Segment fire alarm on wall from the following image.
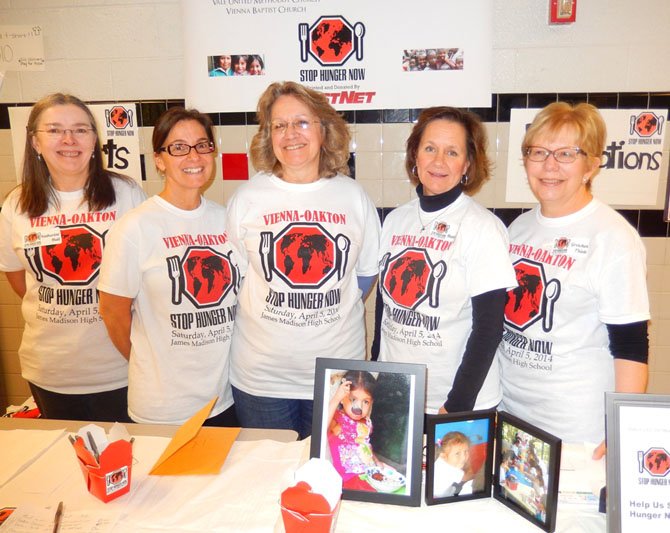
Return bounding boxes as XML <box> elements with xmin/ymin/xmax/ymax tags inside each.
<box><xmin>550</xmin><ymin>0</ymin><xmax>576</xmax><ymax>24</ymax></box>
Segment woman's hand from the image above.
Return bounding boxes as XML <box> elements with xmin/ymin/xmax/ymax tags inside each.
<box><xmin>438</xmin><ymin>406</ymin><xmax>448</xmax><ymax>415</ymax></box>
<box><xmin>592</xmin><ymin>440</ymin><xmax>606</xmax><ymax>460</ymax></box>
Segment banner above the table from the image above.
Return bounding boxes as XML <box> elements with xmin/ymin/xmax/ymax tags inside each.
<box><xmin>183</xmin><ymin>0</ymin><xmax>492</xmax><ymax>112</ymax></box>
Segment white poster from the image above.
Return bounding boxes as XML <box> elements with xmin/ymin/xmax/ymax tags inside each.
<box><xmin>9</xmin><ymin>103</ymin><xmax>142</xmax><ymax>185</ymax></box>
<box><xmin>0</xmin><ymin>25</ymin><xmax>45</xmax><ymax>72</ymax></box>
<box><xmin>618</xmin><ymin>404</ymin><xmax>670</xmax><ymax>532</ymax></box>
<box><xmin>183</xmin><ymin>0</ymin><xmax>492</xmax><ymax>112</ymax></box>
<box><xmin>506</xmin><ymin>108</ymin><xmax>667</xmax><ymax>206</ymax></box>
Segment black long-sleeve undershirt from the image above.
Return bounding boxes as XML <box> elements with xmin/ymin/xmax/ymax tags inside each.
<box><xmin>444</xmin><ymin>288</ymin><xmax>507</xmax><ymax>413</ymax></box>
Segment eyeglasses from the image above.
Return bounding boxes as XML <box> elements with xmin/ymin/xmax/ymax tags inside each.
<box><xmin>158</xmin><ymin>141</ymin><xmax>216</xmax><ymax>157</ymax></box>
<box><xmin>524</xmin><ymin>146</ymin><xmax>588</xmax><ymax>163</ymax></box>
<box><xmin>34</xmin><ymin>128</ymin><xmax>95</xmax><ymax>139</ymax></box>
<box><xmin>270</xmin><ymin>119</ymin><xmax>322</xmax><ymax>136</ymax></box>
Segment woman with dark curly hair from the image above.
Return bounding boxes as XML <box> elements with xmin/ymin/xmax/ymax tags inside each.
<box><xmin>0</xmin><ymin>93</ymin><xmax>145</xmax><ymax>421</ymax></box>
<box><xmin>225</xmin><ymin>81</ymin><xmax>380</xmax><ymax>439</ymax></box>
<box><xmin>378</xmin><ymin>107</ymin><xmax>516</xmax><ymax>415</ymax></box>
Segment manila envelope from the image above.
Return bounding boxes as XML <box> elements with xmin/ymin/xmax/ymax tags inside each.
<box><xmin>149</xmin><ymin>397</ymin><xmax>241</xmax><ymax>476</ymax></box>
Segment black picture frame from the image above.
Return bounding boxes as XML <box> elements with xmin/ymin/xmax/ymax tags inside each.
<box><xmin>605</xmin><ymin>392</ymin><xmax>670</xmax><ymax>533</ymax></box>
<box><xmin>425</xmin><ymin>410</ymin><xmax>496</xmax><ymax>505</ymax></box>
<box><xmin>310</xmin><ymin>357</ymin><xmax>426</xmax><ymax>507</ymax></box>
<box><xmin>493</xmin><ymin>411</ymin><xmax>561</xmax><ymax>533</ymax></box>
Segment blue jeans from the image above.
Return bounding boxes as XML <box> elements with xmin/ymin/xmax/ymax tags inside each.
<box><xmin>29</xmin><ymin>382</ymin><xmax>131</xmax><ymax>423</ymax></box>
<box><xmin>232</xmin><ymin>386</ymin><xmax>313</xmax><ymax>440</ymax></box>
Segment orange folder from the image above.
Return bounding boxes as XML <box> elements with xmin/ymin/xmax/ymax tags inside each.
<box><xmin>149</xmin><ymin>397</ymin><xmax>241</xmax><ymax>476</ymax></box>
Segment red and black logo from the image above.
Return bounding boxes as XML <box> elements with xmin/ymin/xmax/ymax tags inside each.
<box><xmin>105</xmin><ymin>105</ymin><xmax>134</xmax><ymax>130</ymax></box>
<box><xmin>638</xmin><ymin>447</ymin><xmax>670</xmax><ymax>477</ymax></box>
<box><xmin>380</xmin><ymin>248</ymin><xmax>447</xmax><ymax>310</ymax></box>
<box><xmin>166</xmin><ymin>247</ymin><xmax>238</xmax><ymax>308</ymax></box>
<box><xmin>298</xmin><ymin>16</ymin><xmax>365</xmax><ymax>66</ymax></box>
<box><xmin>259</xmin><ymin>223</ymin><xmax>350</xmax><ymax>289</ymax></box>
<box><xmin>504</xmin><ymin>259</ymin><xmax>560</xmax><ymax>332</ymax></box>
<box><xmin>629</xmin><ymin>111</ymin><xmax>664</xmax><ymax>138</ymax></box>
<box><xmin>26</xmin><ymin>224</ymin><xmax>105</xmax><ymax>286</ymax></box>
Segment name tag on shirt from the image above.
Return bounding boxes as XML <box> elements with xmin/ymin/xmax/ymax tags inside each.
<box><xmin>24</xmin><ymin>228</ymin><xmax>62</xmax><ymax>249</ymax></box>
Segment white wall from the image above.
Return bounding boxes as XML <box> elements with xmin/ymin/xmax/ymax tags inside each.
<box><xmin>1</xmin><ymin>1</ymin><xmax>669</xmax><ymax>103</ymax></box>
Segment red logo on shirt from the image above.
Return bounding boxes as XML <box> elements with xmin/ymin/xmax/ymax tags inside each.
<box><xmin>166</xmin><ymin>247</ymin><xmax>238</xmax><ymax>308</ymax></box>
<box><xmin>380</xmin><ymin>248</ymin><xmax>446</xmax><ymax>310</ymax></box>
<box><xmin>259</xmin><ymin>223</ymin><xmax>350</xmax><ymax>289</ymax></box>
<box><xmin>504</xmin><ymin>259</ymin><xmax>560</xmax><ymax>332</ymax></box>
<box><xmin>36</xmin><ymin>225</ymin><xmax>105</xmax><ymax>285</ymax></box>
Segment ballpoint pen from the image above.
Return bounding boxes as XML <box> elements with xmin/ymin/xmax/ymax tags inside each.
<box><xmin>52</xmin><ymin>501</ymin><xmax>63</xmax><ymax>533</ymax></box>
<box><xmin>87</xmin><ymin>431</ymin><xmax>100</xmax><ymax>462</ymax></box>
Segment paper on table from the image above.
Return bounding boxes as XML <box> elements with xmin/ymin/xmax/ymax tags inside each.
<box><xmin>0</xmin><ymin>503</ymin><xmax>118</xmax><ymax>532</ymax></box>
<box><xmin>149</xmin><ymin>397</ymin><xmax>240</xmax><ymax>475</ymax></box>
<box><xmin>0</xmin><ymin>429</ymin><xmax>65</xmax><ymax>487</ymax></box>
<box><xmin>558</xmin><ymin>442</ymin><xmax>605</xmax><ymax>505</ymax></box>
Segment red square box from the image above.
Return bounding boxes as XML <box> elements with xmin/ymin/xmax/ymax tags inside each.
<box><xmin>222</xmin><ymin>153</ymin><xmax>249</xmax><ymax>180</ymax></box>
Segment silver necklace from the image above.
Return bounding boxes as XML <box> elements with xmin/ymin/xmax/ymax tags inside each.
<box><xmin>418</xmin><ymin>203</ymin><xmax>450</xmax><ymax>233</ymax></box>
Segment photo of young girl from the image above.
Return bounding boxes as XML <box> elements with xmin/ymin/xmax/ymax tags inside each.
<box><xmin>327</xmin><ymin>370</ymin><xmax>406</xmax><ymax>494</ymax></box>
<box><xmin>428</xmin><ymin>413</ymin><xmax>493</xmax><ymax>503</ymax></box>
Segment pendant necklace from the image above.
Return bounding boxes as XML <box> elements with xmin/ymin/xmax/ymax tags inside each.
<box><xmin>418</xmin><ymin>202</ymin><xmax>449</xmax><ymax>233</ymax></box>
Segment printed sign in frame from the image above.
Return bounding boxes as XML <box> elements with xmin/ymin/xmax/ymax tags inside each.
<box><xmin>606</xmin><ymin>392</ymin><xmax>670</xmax><ymax>533</ymax></box>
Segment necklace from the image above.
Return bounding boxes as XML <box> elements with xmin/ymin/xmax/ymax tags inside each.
<box><xmin>418</xmin><ymin>203</ymin><xmax>450</xmax><ymax>233</ymax></box>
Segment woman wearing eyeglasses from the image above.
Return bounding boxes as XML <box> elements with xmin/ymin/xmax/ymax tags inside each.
<box><xmin>497</xmin><ymin>102</ymin><xmax>649</xmax><ymax>451</ymax></box>
<box><xmin>225</xmin><ymin>81</ymin><xmax>380</xmax><ymax>439</ymax></box>
<box><xmin>98</xmin><ymin>107</ymin><xmax>240</xmax><ymax>426</ymax></box>
<box><xmin>0</xmin><ymin>93</ymin><xmax>145</xmax><ymax>421</ymax></box>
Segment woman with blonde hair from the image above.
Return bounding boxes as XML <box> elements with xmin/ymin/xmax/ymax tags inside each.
<box><xmin>225</xmin><ymin>81</ymin><xmax>380</xmax><ymax>439</ymax></box>
<box><xmin>0</xmin><ymin>93</ymin><xmax>145</xmax><ymax>420</ymax></box>
<box><xmin>498</xmin><ymin>102</ymin><xmax>649</xmax><ymax>452</ymax></box>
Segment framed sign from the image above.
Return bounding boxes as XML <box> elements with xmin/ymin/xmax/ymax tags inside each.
<box><xmin>310</xmin><ymin>357</ymin><xmax>426</xmax><ymax>507</ymax></box>
<box><xmin>425</xmin><ymin>410</ymin><xmax>495</xmax><ymax>505</ymax></box>
<box><xmin>606</xmin><ymin>392</ymin><xmax>670</xmax><ymax>533</ymax></box>
<box><xmin>493</xmin><ymin>411</ymin><xmax>561</xmax><ymax>532</ymax></box>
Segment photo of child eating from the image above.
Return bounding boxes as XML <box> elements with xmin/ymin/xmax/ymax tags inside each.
<box><xmin>326</xmin><ymin>370</ymin><xmax>406</xmax><ymax>493</ymax></box>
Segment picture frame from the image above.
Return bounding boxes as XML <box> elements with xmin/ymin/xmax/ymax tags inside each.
<box><xmin>310</xmin><ymin>357</ymin><xmax>426</xmax><ymax>507</ymax></box>
<box><xmin>493</xmin><ymin>411</ymin><xmax>561</xmax><ymax>533</ymax></box>
<box><xmin>425</xmin><ymin>409</ymin><xmax>495</xmax><ymax>505</ymax></box>
<box><xmin>605</xmin><ymin>392</ymin><xmax>670</xmax><ymax>533</ymax></box>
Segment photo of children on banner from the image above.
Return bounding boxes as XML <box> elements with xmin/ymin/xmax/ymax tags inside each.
<box><xmin>425</xmin><ymin>410</ymin><xmax>495</xmax><ymax>505</ymax></box>
<box><xmin>207</xmin><ymin>54</ymin><xmax>266</xmax><ymax>77</ymax></box>
<box><xmin>311</xmin><ymin>358</ymin><xmax>426</xmax><ymax>507</ymax></box>
<box><xmin>494</xmin><ymin>411</ymin><xmax>561</xmax><ymax>533</ymax></box>
<box><xmin>402</xmin><ymin>48</ymin><xmax>464</xmax><ymax>71</ymax></box>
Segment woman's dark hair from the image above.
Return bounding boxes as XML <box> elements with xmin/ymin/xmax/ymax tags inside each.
<box><xmin>405</xmin><ymin>106</ymin><xmax>491</xmax><ymax>195</ymax></box>
<box><xmin>19</xmin><ymin>93</ymin><xmax>126</xmax><ymax>217</ymax></box>
<box><xmin>151</xmin><ymin>107</ymin><xmax>215</xmax><ymax>154</ymax></box>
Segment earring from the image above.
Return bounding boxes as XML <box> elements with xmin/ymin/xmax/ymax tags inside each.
<box><xmin>460</xmin><ymin>174</ymin><xmax>469</xmax><ymax>185</ymax></box>
<box><xmin>582</xmin><ymin>177</ymin><xmax>589</xmax><ymax>184</ymax></box>
<box><xmin>91</xmin><ymin>152</ymin><xmax>95</xmax><ymax>160</ymax></box>
<box><xmin>412</xmin><ymin>166</ymin><xmax>418</xmax><ymax>178</ymax></box>
<box><xmin>36</xmin><ymin>153</ymin><xmax>42</xmax><ymax>162</ymax></box>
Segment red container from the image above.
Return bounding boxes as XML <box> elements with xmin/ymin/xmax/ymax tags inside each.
<box><xmin>280</xmin><ymin>500</ymin><xmax>340</xmax><ymax>533</ymax></box>
<box><xmin>73</xmin><ymin>437</ymin><xmax>132</xmax><ymax>503</ymax></box>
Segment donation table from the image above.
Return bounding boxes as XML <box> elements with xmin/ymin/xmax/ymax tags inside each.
<box><xmin>0</xmin><ymin>418</ymin><xmax>606</xmax><ymax>532</ymax></box>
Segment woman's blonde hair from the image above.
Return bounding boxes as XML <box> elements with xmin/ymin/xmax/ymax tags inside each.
<box><xmin>522</xmin><ymin>101</ymin><xmax>606</xmax><ymax>188</ymax></box>
<box><xmin>250</xmin><ymin>81</ymin><xmax>351</xmax><ymax>179</ymax></box>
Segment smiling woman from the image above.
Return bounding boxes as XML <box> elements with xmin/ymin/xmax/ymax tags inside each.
<box><xmin>224</xmin><ymin>81</ymin><xmax>381</xmax><ymax>439</ymax></box>
<box><xmin>0</xmin><ymin>93</ymin><xmax>146</xmax><ymax>422</ymax></box>
<box><xmin>98</xmin><ymin>107</ymin><xmax>240</xmax><ymax>427</ymax></box>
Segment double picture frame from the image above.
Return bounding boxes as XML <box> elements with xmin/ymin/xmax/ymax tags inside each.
<box><xmin>310</xmin><ymin>357</ymin><xmax>426</xmax><ymax>507</ymax></box>
<box><xmin>425</xmin><ymin>410</ymin><xmax>561</xmax><ymax>532</ymax></box>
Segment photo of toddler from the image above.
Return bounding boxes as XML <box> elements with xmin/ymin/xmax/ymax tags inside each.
<box><xmin>433</xmin><ymin>431</ymin><xmax>473</xmax><ymax>497</ymax></box>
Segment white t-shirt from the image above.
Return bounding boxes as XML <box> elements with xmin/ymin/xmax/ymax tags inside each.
<box><xmin>379</xmin><ymin>194</ymin><xmax>516</xmax><ymax>412</ymax></box>
<box><xmin>0</xmin><ymin>177</ymin><xmax>145</xmax><ymax>393</ymax></box>
<box><xmin>433</xmin><ymin>457</ymin><xmax>473</xmax><ymax>497</ymax></box>
<box><xmin>498</xmin><ymin>199</ymin><xmax>650</xmax><ymax>443</ymax></box>
<box><xmin>98</xmin><ymin>196</ymin><xmax>238</xmax><ymax>424</ymax></box>
<box><xmin>225</xmin><ymin>172</ymin><xmax>381</xmax><ymax>399</ymax></box>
